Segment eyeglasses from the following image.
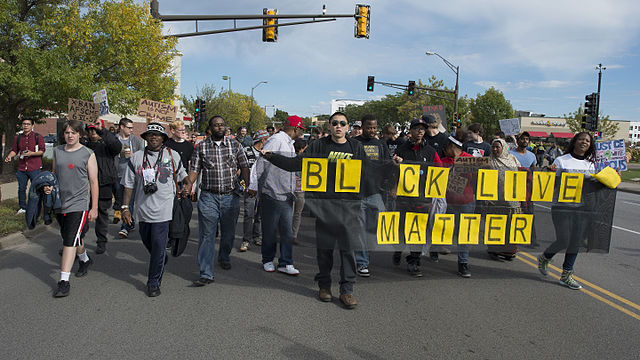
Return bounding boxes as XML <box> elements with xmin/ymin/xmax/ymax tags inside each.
<box><xmin>331</xmin><ymin>120</ymin><xmax>348</xmax><ymax>127</ymax></box>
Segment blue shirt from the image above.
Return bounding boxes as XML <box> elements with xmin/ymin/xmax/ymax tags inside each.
<box><xmin>509</xmin><ymin>149</ymin><xmax>537</xmax><ymax>168</ymax></box>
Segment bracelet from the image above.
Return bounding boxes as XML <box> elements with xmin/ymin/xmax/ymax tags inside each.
<box><xmin>121</xmin><ymin>205</ymin><xmax>129</xmax><ymax>209</ymax></box>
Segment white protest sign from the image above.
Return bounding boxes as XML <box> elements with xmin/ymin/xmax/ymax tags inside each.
<box><xmin>93</xmin><ymin>89</ymin><xmax>110</xmax><ymax>116</ymax></box>
<box><xmin>499</xmin><ymin>118</ymin><xmax>520</xmax><ymax>136</ymax></box>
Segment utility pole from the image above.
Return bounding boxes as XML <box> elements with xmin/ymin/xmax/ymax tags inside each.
<box><xmin>595</xmin><ymin>63</ymin><xmax>606</xmax><ymax>123</ymax></box>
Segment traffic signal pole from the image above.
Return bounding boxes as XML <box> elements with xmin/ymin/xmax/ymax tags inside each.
<box><xmin>595</xmin><ymin>63</ymin><xmax>605</xmax><ymax>123</ymax></box>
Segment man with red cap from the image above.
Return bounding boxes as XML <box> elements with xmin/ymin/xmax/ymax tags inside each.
<box><xmin>251</xmin><ymin>116</ymin><xmax>304</xmax><ymax>276</ymax></box>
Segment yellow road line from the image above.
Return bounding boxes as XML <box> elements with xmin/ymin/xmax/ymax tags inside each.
<box><xmin>517</xmin><ymin>256</ymin><xmax>640</xmax><ymax>321</ymax></box>
<box><xmin>519</xmin><ymin>251</ymin><xmax>640</xmax><ymax>312</ymax></box>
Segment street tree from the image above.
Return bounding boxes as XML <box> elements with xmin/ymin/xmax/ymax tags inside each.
<box><xmin>0</xmin><ymin>0</ymin><xmax>177</xmax><ymax>158</ymax></box>
<box><xmin>564</xmin><ymin>106</ymin><xmax>619</xmax><ymax>140</ymax></box>
<box><xmin>469</xmin><ymin>87</ymin><xmax>514</xmax><ymax>137</ymax></box>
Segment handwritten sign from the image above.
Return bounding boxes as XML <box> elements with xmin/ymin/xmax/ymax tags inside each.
<box><xmin>499</xmin><ymin>118</ymin><xmax>520</xmax><ymax>136</ymax></box>
<box><xmin>92</xmin><ymin>89</ymin><xmax>109</xmax><ymax>116</ymax></box>
<box><xmin>67</xmin><ymin>98</ymin><xmax>100</xmax><ymax>123</ymax></box>
<box><xmin>137</xmin><ymin>99</ymin><xmax>177</xmax><ymax>123</ymax></box>
<box><xmin>595</xmin><ymin>139</ymin><xmax>627</xmax><ymax>172</ymax></box>
<box><xmin>447</xmin><ymin>174</ymin><xmax>468</xmax><ymax>195</ymax></box>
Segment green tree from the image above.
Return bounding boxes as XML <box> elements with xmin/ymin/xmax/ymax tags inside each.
<box><xmin>0</xmin><ymin>0</ymin><xmax>177</xmax><ymax>159</ymax></box>
<box><xmin>272</xmin><ymin>109</ymin><xmax>289</xmax><ymax>126</ymax></box>
<box><xmin>563</xmin><ymin>107</ymin><xmax>619</xmax><ymax>140</ymax></box>
<box><xmin>469</xmin><ymin>87</ymin><xmax>515</xmax><ymax>138</ymax></box>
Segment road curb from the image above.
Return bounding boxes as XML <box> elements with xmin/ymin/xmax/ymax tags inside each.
<box><xmin>618</xmin><ymin>182</ymin><xmax>640</xmax><ymax>195</ymax></box>
<box><xmin>0</xmin><ymin>224</ymin><xmax>50</xmax><ymax>251</ymax></box>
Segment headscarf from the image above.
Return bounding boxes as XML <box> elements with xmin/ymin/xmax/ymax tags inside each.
<box><xmin>489</xmin><ymin>138</ymin><xmax>521</xmax><ymax>170</ymax></box>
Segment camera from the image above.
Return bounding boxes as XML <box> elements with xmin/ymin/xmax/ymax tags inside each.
<box><xmin>143</xmin><ymin>182</ymin><xmax>158</xmax><ymax>194</ymax></box>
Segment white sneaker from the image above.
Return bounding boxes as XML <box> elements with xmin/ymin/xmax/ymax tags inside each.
<box><xmin>277</xmin><ymin>264</ymin><xmax>300</xmax><ymax>276</ymax></box>
<box><xmin>263</xmin><ymin>262</ymin><xmax>275</xmax><ymax>272</ymax></box>
<box><xmin>118</xmin><ymin>229</ymin><xmax>128</xmax><ymax>238</ymax></box>
<box><xmin>16</xmin><ymin>209</ymin><xmax>26</xmax><ymax>215</ymax></box>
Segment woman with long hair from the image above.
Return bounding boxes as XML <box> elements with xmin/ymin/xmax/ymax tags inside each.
<box><xmin>537</xmin><ymin>132</ymin><xmax>595</xmax><ymax>289</ymax></box>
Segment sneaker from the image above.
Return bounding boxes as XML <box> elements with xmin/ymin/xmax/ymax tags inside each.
<box><xmin>253</xmin><ymin>238</ymin><xmax>262</xmax><ymax>246</ymax></box>
<box><xmin>192</xmin><ymin>277</ymin><xmax>214</xmax><ymax>287</ymax></box>
<box><xmin>277</xmin><ymin>264</ymin><xmax>300</xmax><ymax>276</ymax></box>
<box><xmin>293</xmin><ymin>237</ymin><xmax>299</xmax><ymax>245</ymax></box>
<box><xmin>339</xmin><ymin>294</ymin><xmax>358</xmax><ymax>309</ymax></box>
<box><xmin>239</xmin><ymin>241</ymin><xmax>249</xmax><ymax>252</ymax></box>
<box><xmin>357</xmin><ymin>266</ymin><xmax>370</xmax><ymax>277</ymax></box>
<box><xmin>263</xmin><ymin>261</ymin><xmax>276</xmax><ymax>272</ymax></box>
<box><xmin>95</xmin><ymin>243</ymin><xmax>106</xmax><ymax>255</ymax></box>
<box><xmin>559</xmin><ymin>270</ymin><xmax>582</xmax><ymax>290</ymax></box>
<box><xmin>439</xmin><ymin>248</ymin><xmax>451</xmax><ymax>255</ymax></box>
<box><xmin>118</xmin><ymin>229</ymin><xmax>128</xmax><ymax>238</ymax></box>
<box><xmin>113</xmin><ymin>210</ymin><xmax>121</xmax><ymax>224</ymax></box>
<box><xmin>407</xmin><ymin>263</ymin><xmax>423</xmax><ymax>277</ymax></box>
<box><xmin>457</xmin><ymin>263</ymin><xmax>471</xmax><ymax>278</ymax></box>
<box><xmin>16</xmin><ymin>208</ymin><xmax>26</xmax><ymax>215</ymax></box>
<box><xmin>75</xmin><ymin>257</ymin><xmax>93</xmax><ymax>277</ymax></box>
<box><xmin>538</xmin><ymin>255</ymin><xmax>550</xmax><ymax>276</ymax></box>
<box><xmin>488</xmin><ymin>252</ymin><xmax>501</xmax><ymax>261</ymax></box>
<box><xmin>318</xmin><ymin>288</ymin><xmax>332</xmax><ymax>302</ymax></box>
<box><xmin>392</xmin><ymin>252</ymin><xmax>401</xmax><ymax>266</ymax></box>
<box><xmin>429</xmin><ymin>252</ymin><xmax>439</xmax><ymax>262</ymax></box>
<box><xmin>146</xmin><ymin>285</ymin><xmax>161</xmax><ymax>297</ymax></box>
<box><xmin>54</xmin><ymin>280</ymin><xmax>70</xmax><ymax>297</ymax></box>
<box><xmin>166</xmin><ymin>239</ymin><xmax>174</xmax><ymax>250</ymax></box>
<box><xmin>219</xmin><ymin>262</ymin><xmax>231</xmax><ymax>270</ymax></box>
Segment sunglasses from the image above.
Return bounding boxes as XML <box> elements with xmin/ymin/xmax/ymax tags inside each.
<box><xmin>331</xmin><ymin>120</ymin><xmax>348</xmax><ymax>127</ymax></box>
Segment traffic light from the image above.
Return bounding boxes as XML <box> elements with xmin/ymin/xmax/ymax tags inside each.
<box><xmin>263</xmin><ymin>8</ymin><xmax>278</xmax><ymax>42</ymax></box>
<box><xmin>454</xmin><ymin>112</ymin><xmax>462</xmax><ymax>127</ymax></box>
<box><xmin>584</xmin><ymin>92</ymin><xmax>598</xmax><ymax>118</ymax></box>
<box><xmin>407</xmin><ymin>81</ymin><xmax>415</xmax><ymax>96</ymax></box>
<box><xmin>200</xmin><ymin>100</ymin><xmax>207</xmax><ymax>121</ymax></box>
<box><xmin>582</xmin><ymin>115</ymin><xmax>597</xmax><ymax>131</ymax></box>
<box><xmin>355</xmin><ymin>5</ymin><xmax>370</xmax><ymax>39</ymax></box>
<box><xmin>194</xmin><ymin>98</ymin><xmax>202</xmax><ymax>124</ymax></box>
<box><xmin>367</xmin><ymin>76</ymin><xmax>374</xmax><ymax>92</ymax></box>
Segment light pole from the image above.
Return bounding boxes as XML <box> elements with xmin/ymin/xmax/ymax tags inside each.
<box><xmin>222</xmin><ymin>75</ymin><xmax>231</xmax><ymax>91</ymax></box>
<box><xmin>425</xmin><ymin>51</ymin><xmax>459</xmax><ymax>122</ymax></box>
<box><xmin>595</xmin><ymin>64</ymin><xmax>606</xmax><ymax>122</ymax></box>
<box><xmin>249</xmin><ymin>81</ymin><xmax>268</xmax><ymax>126</ymax></box>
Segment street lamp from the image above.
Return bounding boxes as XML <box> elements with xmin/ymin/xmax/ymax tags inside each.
<box><xmin>222</xmin><ymin>75</ymin><xmax>231</xmax><ymax>91</ymax></box>
<box><xmin>249</xmin><ymin>81</ymin><xmax>268</xmax><ymax>126</ymax></box>
<box><xmin>425</xmin><ymin>51</ymin><xmax>459</xmax><ymax>121</ymax></box>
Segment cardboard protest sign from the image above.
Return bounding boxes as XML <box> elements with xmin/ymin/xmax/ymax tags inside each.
<box><xmin>423</xmin><ymin>104</ymin><xmax>447</xmax><ymax>132</ymax></box>
<box><xmin>595</xmin><ymin>139</ymin><xmax>627</xmax><ymax>172</ymax></box>
<box><xmin>92</xmin><ymin>89</ymin><xmax>110</xmax><ymax>116</ymax></box>
<box><xmin>137</xmin><ymin>99</ymin><xmax>177</xmax><ymax>123</ymax></box>
<box><xmin>67</xmin><ymin>98</ymin><xmax>100</xmax><ymax>123</ymax></box>
<box><xmin>454</xmin><ymin>156</ymin><xmax>490</xmax><ymax>173</ymax></box>
<box><xmin>499</xmin><ymin>118</ymin><xmax>520</xmax><ymax>136</ymax></box>
<box><xmin>447</xmin><ymin>174</ymin><xmax>468</xmax><ymax>195</ymax></box>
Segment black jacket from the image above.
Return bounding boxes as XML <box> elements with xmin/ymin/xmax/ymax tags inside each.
<box><xmin>82</xmin><ymin>127</ymin><xmax>122</xmax><ymax>186</ymax></box>
<box><xmin>26</xmin><ymin>171</ymin><xmax>61</xmax><ymax>229</ymax></box>
<box><xmin>395</xmin><ymin>138</ymin><xmax>440</xmax><ymax>205</ymax></box>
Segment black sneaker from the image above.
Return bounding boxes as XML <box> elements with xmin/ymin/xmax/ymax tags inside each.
<box><xmin>392</xmin><ymin>252</ymin><xmax>401</xmax><ymax>266</ymax></box>
<box><xmin>407</xmin><ymin>263</ymin><xmax>423</xmax><ymax>277</ymax></box>
<box><xmin>457</xmin><ymin>263</ymin><xmax>471</xmax><ymax>278</ymax></box>
<box><xmin>75</xmin><ymin>257</ymin><xmax>93</xmax><ymax>277</ymax></box>
<box><xmin>192</xmin><ymin>277</ymin><xmax>215</xmax><ymax>287</ymax></box>
<box><xmin>166</xmin><ymin>239</ymin><xmax>174</xmax><ymax>250</ymax></box>
<box><xmin>147</xmin><ymin>285</ymin><xmax>161</xmax><ymax>297</ymax></box>
<box><xmin>95</xmin><ymin>244</ymin><xmax>106</xmax><ymax>255</ymax></box>
<box><xmin>219</xmin><ymin>262</ymin><xmax>231</xmax><ymax>270</ymax></box>
<box><xmin>429</xmin><ymin>252</ymin><xmax>439</xmax><ymax>263</ymax></box>
<box><xmin>54</xmin><ymin>280</ymin><xmax>70</xmax><ymax>297</ymax></box>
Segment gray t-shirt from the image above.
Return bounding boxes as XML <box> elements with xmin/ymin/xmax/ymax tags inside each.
<box><xmin>122</xmin><ymin>147</ymin><xmax>187</xmax><ymax>223</ymax></box>
<box><xmin>54</xmin><ymin>145</ymin><xmax>94</xmax><ymax>213</ymax></box>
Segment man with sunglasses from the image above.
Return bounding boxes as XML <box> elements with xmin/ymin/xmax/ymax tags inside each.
<box><xmin>113</xmin><ymin>118</ymin><xmax>144</xmax><ymax>236</ymax></box>
<box><xmin>262</xmin><ymin>112</ymin><xmax>367</xmax><ymax>309</ymax></box>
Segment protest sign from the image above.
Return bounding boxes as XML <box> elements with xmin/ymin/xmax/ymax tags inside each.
<box><xmin>92</xmin><ymin>89</ymin><xmax>109</xmax><ymax>116</ymax></box>
<box><xmin>499</xmin><ymin>118</ymin><xmax>520</xmax><ymax>136</ymax></box>
<box><xmin>137</xmin><ymin>99</ymin><xmax>177</xmax><ymax>123</ymax></box>
<box><xmin>595</xmin><ymin>139</ymin><xmax>627</xmax><ymax>171</ymax></box>
<box><xmin>447</xmin><ymin>174</ymin><xmax>468</xmax><ymax>195</ymax></box>
<box><xmin>423</xmin><ymin>104</ymin><xmax>447</xmax><ymax>131</ymax></box>
<box><xmin>67</xmin><ymin>98</ymin><xmax>100</xmax><ymax>123</ymax></box>
<box><xmin>453</xmin><ymin>156</ymin><xmax>490</xmax><ymax>173</ymax></box>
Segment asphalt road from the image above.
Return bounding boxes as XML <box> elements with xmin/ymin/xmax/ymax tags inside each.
<box><xmin>1</xmin><ymin>193</ymin><xmax>639</xmax><ymax>359</ymax></box>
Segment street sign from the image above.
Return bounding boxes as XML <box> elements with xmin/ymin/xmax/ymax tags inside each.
<box><xmin>593</xmin><ymin>131</ymin><xmax>602</xmax><ymax>139</ymax></box>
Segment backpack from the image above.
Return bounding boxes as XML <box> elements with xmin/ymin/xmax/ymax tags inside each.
<box><xmin>17</xmin><ymin>132</ymin><xmax>40</xmax><ymax>152</ymax></box>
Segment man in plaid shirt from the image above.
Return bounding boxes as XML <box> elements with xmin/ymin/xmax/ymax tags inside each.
<box><xmin>185</xmin><ymin>116</ymin><xmax>250</xmax><ymax>286</ymax></box>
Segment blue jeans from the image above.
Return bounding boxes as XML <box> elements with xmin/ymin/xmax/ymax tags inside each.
<box><xmin>197</xmin><ymin>191</ymin><xmax>240</xmax><ymax>280</ymax></box>
<box><xmin>356</xmin><ymin>193</ymin><xmax>386</xmax><ymax>268</ymax></box>
<box><xmin>17</xmin><ymin>169</ymin><xmax>40</xmax><ymax>210</ymax></box>
<box><xmin>139</xmin><ymin>221</ymin><xmax>170</xmax><ymax>287</ymax></box>
<box><xmin>260</xmin><ymin>194</ymin><xmax>294</xmax><ymax>266</ymax></box>
<box><xmin>447</xmin><ymin>202</ymin><xmax>476</xmax><ymax>264</ymax></box>
<box><xmin>113</xmin><ymin>179</ymin><xmax>135</xmax><ymax>231</ymax></box>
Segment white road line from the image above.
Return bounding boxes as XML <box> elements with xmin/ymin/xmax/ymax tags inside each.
<box><xmin>612</xmin><ymin>225</ymin><xmax>640</xmax><ymax>236</ymax></box>
<box><xmin>623</xmin><ymin>201</ymin><xmax>640</xmax><ymax>207</ymax></box>
<box><xmin>534</xmin><ymin>204</ymin><xmax>552</xmax><ymax>210</ymax></box>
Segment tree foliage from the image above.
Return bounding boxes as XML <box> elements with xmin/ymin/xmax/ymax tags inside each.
<box><xmin>563</xmin><ymin>106</ymin><xmax>619</xmax><ymax>140</ymax></box>
<box><xmin>469</xmin><ymin>87</ymin><xmax>515</xmax><ymax>138</ymax></box>
<box><xmin>0</xmin><ymin>0</ymin><xmax>177</xmax><ymax>156</ymax></box>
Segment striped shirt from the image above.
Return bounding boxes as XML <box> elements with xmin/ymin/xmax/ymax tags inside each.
<box><xmin>190</xmin><ymin>136</ymin><xmax>249</xmax><ymax>193</ymax></box>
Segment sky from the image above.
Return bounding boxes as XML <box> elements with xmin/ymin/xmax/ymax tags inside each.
<box><xmin>153</xmin><ymin>0</ymin><xmax>640</xmax><ymax>121</ymax></box>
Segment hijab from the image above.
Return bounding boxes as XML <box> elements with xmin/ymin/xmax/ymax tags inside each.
<box><xmin>489</xmin><ymin>138</ymin><xmax>521</xmax><ymax>170</ymax></box>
